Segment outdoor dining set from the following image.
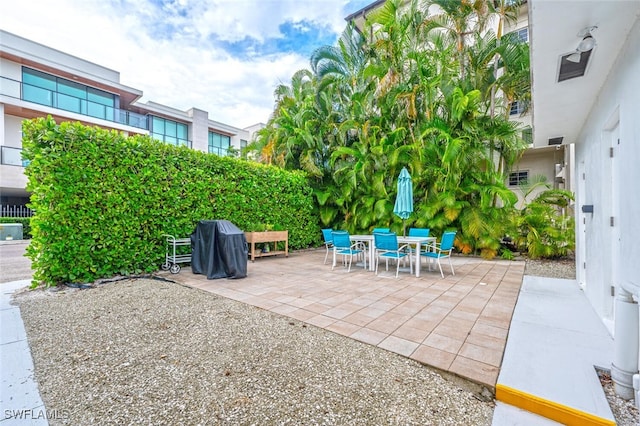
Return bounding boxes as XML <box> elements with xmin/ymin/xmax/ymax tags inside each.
<box><xmin>322</xmin><ymin>228</ymin><xmax>457</xmax><ymax>279</ymax></box>
<box><xmin>320</xmin><ymin>166</ymin><xmax>456</xmax><ymax>279</ymax></box>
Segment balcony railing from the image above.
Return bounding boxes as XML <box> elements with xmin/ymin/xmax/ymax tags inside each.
<box><xmin>209</xmin><ymin>146</ymin><xmax>239</xmax><ymax>157</ymax></box>
<box><xmin>153</xmin><ymin>136</ymin><xmax>192</xmax><ymax>149</ymax></box>
<box><xmin>0</xmin><ymin>76</ymin><xmax>149</xmax><ymax>130</ymax></box>
<box><xmin>0</xmin><ymin>204</ymin><xmax>34</xmax><ymax>218</ymax></box>
<box><xmin>1</xmin><ymin>146</ymin><xmax>29</xmax><ymax>167</ymax></box>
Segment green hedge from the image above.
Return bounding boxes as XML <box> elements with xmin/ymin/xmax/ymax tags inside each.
<box><xmin>22</xmin><ymin>117</ymin><xmax>320</xmax><ymax>286</ymax></box>
<box><xmin>0</xmin><ymin>217</ymin><xmax>31</xmax><ymax>239</ymax></box>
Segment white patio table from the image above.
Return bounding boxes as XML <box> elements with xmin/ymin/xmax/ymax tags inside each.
<box><xmin>349</xmin><ymin>234</ymin><xmax>436</xmax><ymax>277</ymax></box>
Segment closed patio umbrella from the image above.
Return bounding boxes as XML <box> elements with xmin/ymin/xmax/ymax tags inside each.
<box><xmin>393</xmin><ymin>167</ymin><xmax>413</xmax><ymax>236</ymax></box>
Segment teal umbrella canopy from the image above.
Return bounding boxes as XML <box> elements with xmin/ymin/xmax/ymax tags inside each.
<box><xmin>393</xmin><ymin>167</ymin><xmax>413</xmax><ymax>220</ymax></box>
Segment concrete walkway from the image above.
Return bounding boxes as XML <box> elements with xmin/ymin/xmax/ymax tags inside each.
<box><xmin>493</xmin><ymin>276</ymin><xmax>615</xmax><ymax>425</ymax></box>
<box><xmin>0</xmin><ymin>279</ymin><xmax>47</xmax><ymax>425</ymax></box>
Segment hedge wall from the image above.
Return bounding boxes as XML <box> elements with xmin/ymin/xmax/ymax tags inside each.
<box><xmin>22</xmin><ymin>117</ymin><xmax>320</xmax><ymax>286</ymax></box>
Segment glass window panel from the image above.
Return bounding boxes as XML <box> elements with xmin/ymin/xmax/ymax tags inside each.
<box><xmin>57</xmin><ymin>80</ymin><xmax>86</xmax><ymax>99</ymax></box>
<box><xmin>165</xmin><ymin>136</ymin><xmax>177</xmax><ymax>146</ymax></box>
<box><xmin>22</xmin><ymin>68</ymin><xmax>56</xmax><ymax>90</ymax></box>
<box><xmin>152</xmin><ymin>117</ymin><xmax>165</xmax><ymax>134</ymax></box>
<box><xmin>509</xmin><ymin>171</ymin><xmax>528</xmax><ymax>186</ymax></box>
<box><xmin>152</xmin><ymin>133</ymin><xmax>164</xmax><ymax>142</ymax></box>
<box><xmin>104</xmin><ymin>105</ymin><xmax>115</xmax><ymax>121</ymax></box>
<box><xmin>177</xmin><ymin>123</ymin><xmax>188</xmax><ymax>139</ymax></box>
<box><xmin>23</xmin><ymin>85</ymin><xmax>53</xmax><ymax>106</ymax></box>
<box><xmin>87</xmin><ymin>102</ymin><xmax>106</xmax><ymax>119</ymax></box>
<box><xmin>1</xmin><ymin>146</ymin><xmax>24</xmax><ymax>166</ymax></box>
<box><xmin>165</xmin><ymin>120</ymin><xmax>177</xmax><ymax>137</ymax></box>
<box><xmin>57</xmin><ymin>93</ymin><xmax>82</xmax><ymax>114</ymax></box>
<box><xmin>517</xmin><ymin>28</ymin><xmax>529</xmax><ymax>43</ymax></box>
<box><xmin>127</xmin><ymin>112</ymin><xmax>147</xmax><ymax>129</ymax></box>
<box><xmin>87</xmin><ymin>88</ymin><xmax>114</xmax><ymax>107</ymax></box>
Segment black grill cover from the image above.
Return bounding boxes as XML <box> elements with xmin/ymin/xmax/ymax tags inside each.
<box><xmin>190</xmin><ymin>220</ymin><xmax>248</xmax><ymax>279</ymax></box>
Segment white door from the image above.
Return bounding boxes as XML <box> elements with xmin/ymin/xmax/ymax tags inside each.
<box><xmin>610</xmin><ymin>123</ymin><xmax>620</xmax><ymax>299</ymax></box>
<box><xmin>577</xmin><ymin>160</ymin><xmax>587</xmax><ymax>289</ymax></box>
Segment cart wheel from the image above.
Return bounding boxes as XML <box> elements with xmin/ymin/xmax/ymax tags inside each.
<box><xmin>161</xmin><ymin>262</ymin><xmax>171</xmax><ymax>271</ymax></box>
<box><xmin>170</xmin><ymin>264</ymin><xmax>181</xmax><ymax>274</ymax></box>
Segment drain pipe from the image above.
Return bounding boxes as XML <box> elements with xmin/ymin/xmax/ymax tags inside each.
<box><xmin>612</xmin><ymin>287</ymin><xmax>638</xmax><ymax>400</ymax></box>
<box><xmin>634</xmin><ymin>375</ymin><xmax>640</xmax><ymax>410</ymax></box>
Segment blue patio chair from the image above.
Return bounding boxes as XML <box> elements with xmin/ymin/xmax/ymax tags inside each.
<box><xmin>372</xmin><ymin>227</ymin><xmax>390</xmax><ymax>233</ymax></box>
<box><xmin>407</xmin><ymin>227</ymin><xmax>431</xmax><ymax>259</ymax></box>
<box><xmin>331</xmin><ymin>231</ymin><xmax>366</xmax><ymax>272</ymax></box>
<box><xmin>373</xmin><ymin>232</ymin><xmax>412</xmax><ymax>278</ymax></box>
<box><xmin>421</xmin><ymin>231</ymin><xmax>456</xmax><ymax>278</ymax></box>
<box><xmin>321</xmin><ymin>228</ymin><xmax>334</xmax><ymax>264</ymax></box>
<box><xmin>408</xmin><ymin>228</ymin><xmax>430</xmax><ymax>238</ymax></box>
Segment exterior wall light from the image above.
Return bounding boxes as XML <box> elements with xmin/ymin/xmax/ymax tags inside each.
<box><xmin>566</xmin><ymin>26</ymin><xmax>598</xmax><ymax>63</ymax></box>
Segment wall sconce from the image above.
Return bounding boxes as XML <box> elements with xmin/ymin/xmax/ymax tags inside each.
<box><xmin>581</xmin><ymin>204</ymin><xmax>594</xmax><ymax>214</ymax></box>
<box><xmin>566</xmin><ymin>26</ymin><xmax>598</xmax><ymax>63</ymax></box>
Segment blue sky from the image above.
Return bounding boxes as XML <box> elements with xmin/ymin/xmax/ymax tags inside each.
<box><xmin>2</xmin><ymin>0</ymin><xmax>373</xmax><ymax>128</ymax></box>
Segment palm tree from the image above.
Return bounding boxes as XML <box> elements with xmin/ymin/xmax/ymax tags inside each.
<box><xmin>421</xmin><ymin>0</ymin><xmax>492</xmax><ymax>80</ymax></box>
<box><xmin>251</xmin><ymin>0</ymin><xmax>540</xmax><ymax>257</ymax></box>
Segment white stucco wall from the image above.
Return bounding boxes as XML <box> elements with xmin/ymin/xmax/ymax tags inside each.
<box><xmin>0</xmin><ymin>58</ymin><xmax>22</xmax><ymax>81</ymax></box>
<box><xmin>574</xmin><ymin>17</ymin><xmax>640</xmax><ymax>332</ymax></box>
<box><xmin>4</xmin><ymin>114</ymin><xmax>23</xmax><ymax>147</ymax></box>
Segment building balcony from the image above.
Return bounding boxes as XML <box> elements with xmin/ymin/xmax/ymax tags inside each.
<box><xmin>0</xmin><ymin>76</ymin><xmax>149</xmax><ymax>130</ymax></box>
<box><xmin>1</xmin><ymin>146</ymin><xmax>28</xmax><ymax>167</ymax></box>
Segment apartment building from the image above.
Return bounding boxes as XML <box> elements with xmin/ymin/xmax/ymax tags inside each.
<box><xmin>0</xmin><ymin>30</ymin><xmax>262</xmax><ymax>210</ymax></box>
<box><xmin>528</xmin><ymin>0</ymin><xmax>640</xmax><ymax>403</ymax></box>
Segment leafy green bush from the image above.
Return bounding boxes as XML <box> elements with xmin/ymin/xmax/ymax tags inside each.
<box><xmin>511</xmin><ymin>189</ymin><xmax>575</xmax><ymax>259</ymax></box>
<box><xmin>0</xmin><ymin>217</ymin><xmax>32</xmax><ymax>239</ymax></box>
<box><xmin>22</xmin><ymin>117</ymin><xmax>320</xmax><ymax>286</ymax></box>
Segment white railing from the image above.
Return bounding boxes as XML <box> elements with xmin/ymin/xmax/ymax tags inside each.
<box><xmin>0</xmin><ymin>205</ymin><xmax>34</xmax><ymax>218</ymax></box>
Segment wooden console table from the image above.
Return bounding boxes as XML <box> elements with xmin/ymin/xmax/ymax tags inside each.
<box><xmin>245</xmin><ymin>230</ymin><xmax>289</xmax><ymax>262</ymax></box>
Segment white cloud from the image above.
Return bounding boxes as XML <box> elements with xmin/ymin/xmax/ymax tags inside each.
<box><xmin>1</xmin><ymin>0</ymin><xmax>367</xmax><ymax>128</ymax></box>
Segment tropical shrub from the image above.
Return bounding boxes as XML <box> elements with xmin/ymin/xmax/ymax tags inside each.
<box><xmin>511</xmin><ymin>189</ymin><xmax>575</xmax><ymax>258</ymax></box>
<box><xmin>22</xmin><ymin>117</ymin><xmax>319</xmax><ymax>286</ymax></box>
<box><xmin>248</xmin><ymin>0</ymin><xmax>537</xmax><ymax>258</ymax></box>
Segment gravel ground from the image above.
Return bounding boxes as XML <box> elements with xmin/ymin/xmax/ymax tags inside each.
<box><xmin>524</xmin><ymin>257</ymin><xmax>576</xmax><ymax>280</ymax></box>
<box><xmin>14</xmin><ymin>255</ymin><xmax>635</xmax><ymax>425</ymax></box>
<box><xmin>15</xmin><ymin>278</ymin><xmax>493</xmax><ymax>426</ymax></box>
<box><xmin>597</xmin><ymin>368</ymin><xmax>639</xmax><ymax>426</ymax></box>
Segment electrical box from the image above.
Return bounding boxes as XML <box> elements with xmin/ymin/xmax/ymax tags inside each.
<box><xmin>0</xmin><ymin>223</ymin><xmax>23</xmax><ymax>240</ymax></box>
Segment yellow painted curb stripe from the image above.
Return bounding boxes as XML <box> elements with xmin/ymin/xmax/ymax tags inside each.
<box><xmin>495</xmin><ymin>384</ymin><xmax>616</xmax><ymax>426</ymax></box>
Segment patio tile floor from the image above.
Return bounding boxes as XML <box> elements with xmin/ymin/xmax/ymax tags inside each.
<box><xmin>163</xmin><ymin>249</ymin><xmax>524</xmax><ymax>391</ymax></box>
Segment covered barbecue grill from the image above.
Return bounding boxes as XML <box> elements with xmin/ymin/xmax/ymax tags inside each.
<box><xmin>190</xmin><ymin>220</ymin><xmax>248</xmax><ymax>279</ymax></box>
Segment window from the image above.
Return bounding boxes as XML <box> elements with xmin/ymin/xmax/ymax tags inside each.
<box><xmin>21</xmin><ymin>67</ymin><xmax>115</xmax><ymax>120</ymax></box>
<box><xmin>510</xmin><ymin>100</ymin><xmax>527</xmax><ymax>116</ymax></box>
<box><xmin>22</xmin><ymin>68</ymin><xmax>55</xmax><ymax>107</ymax></box>
<box><xmin>509</xmin><ymin>170</ymin><xmax>529</xmax><ymax>186</ymax></box>
<box><xmin>522</xmin><ymin>127</ymin><xmax>533</xmax><ymax>145</ymax></box>
<box><xmin>240</xmin><ymin>139</ymin><xmax>248</xmax><ymax>158</ymax></box>
<box><xmin>209</xmin><ymin>131</ymin><xmax>231</xmax><ymax>156</ymax></box>
<box><xmin>151</xmin><ymin>116</ymin><xmax>189</xmax><ymax>147</ymax></box>
<box><xmin>506</xmin><ymin>27</ymin><xmax>528</xmax><ymax>43</ymax></box>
